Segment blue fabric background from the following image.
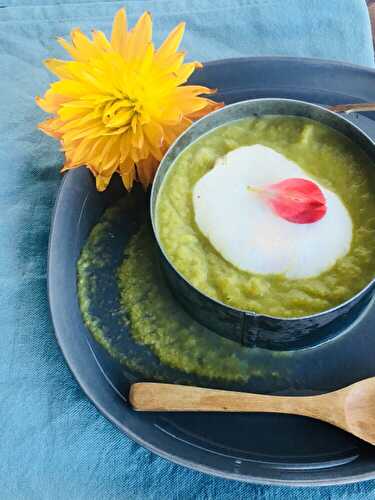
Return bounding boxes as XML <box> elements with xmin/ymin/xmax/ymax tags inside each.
<box><xmin>1</xmin><ymin>0</ymin><xmax>375</xmax><ymax>498</ymax></box>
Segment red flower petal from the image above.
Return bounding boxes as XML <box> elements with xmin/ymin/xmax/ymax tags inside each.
<box><xmin>250</xmin><ymin>178</ymin><xmax>327</xmax><ymax>224</ymax></box>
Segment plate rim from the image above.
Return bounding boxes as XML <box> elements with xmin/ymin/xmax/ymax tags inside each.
<box><xmin>48</xmin><ymin>56</ymin><xmax>375</xmax><ymax>487</ymax></box>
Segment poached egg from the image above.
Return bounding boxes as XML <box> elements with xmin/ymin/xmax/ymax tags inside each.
<box><xmin>192</xmin><ymin>145</ymin><xmax>352</xmax><ymax>279</ymax></box>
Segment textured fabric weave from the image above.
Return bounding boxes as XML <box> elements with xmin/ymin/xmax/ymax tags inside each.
<box><xmin>1</xmin><ymin>1</ymin><xmax>375</xmax><ymax>498</ymax></box>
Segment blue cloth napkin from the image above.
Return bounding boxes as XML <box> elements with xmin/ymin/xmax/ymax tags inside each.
<box><xmin>1</xmin><ymin>0</ymin><xmax>375</xmax><ymax>498</ymax></box>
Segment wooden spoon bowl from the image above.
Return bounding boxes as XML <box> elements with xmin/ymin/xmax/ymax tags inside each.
<box><xmin>345</xmin><ymin>377</ymin><xmax>375</xmax><ymax>445</ymax></box>
<box><xmin>130</xmin><ymin>377</ymin><xmax>375</xmax><ymax>446</ymax></box>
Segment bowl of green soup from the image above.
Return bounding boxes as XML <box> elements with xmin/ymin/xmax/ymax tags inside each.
<box><xmin>151</xmin><ymin>99</ymin><xmax>375</xmax><ymax>350</ymax></box>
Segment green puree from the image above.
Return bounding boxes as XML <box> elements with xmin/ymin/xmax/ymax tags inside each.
<box><xmin>117</xmin><ymin>225</ymin><xmax>283</xmax><ymax>383</ymax></box>
<box><xmin>156</xmin><ymin>116</ymin><xmax>375</xmax><ymax>317</ymax></box>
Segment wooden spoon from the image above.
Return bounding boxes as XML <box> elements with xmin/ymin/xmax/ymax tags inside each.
<box><xmin>328</xmin><ymin>102</ymin><xmax>375</xmax><ymax>113</ymax></box>
<box><xmin>130</xmin><ymin>378</ymin><xmax>375</xmax><ymax>445</ymax></box>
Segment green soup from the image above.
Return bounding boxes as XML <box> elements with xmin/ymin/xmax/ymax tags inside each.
<box><xmin>156</xmin><ymin>116</ymin><xmax>375</xmax><ymax>317</ymax></box>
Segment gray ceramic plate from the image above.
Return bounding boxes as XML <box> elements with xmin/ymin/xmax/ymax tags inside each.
<box><xmin>48</xmin><ymin>57</ymin><xmax>375</xmax><ymax>486</ymax></box>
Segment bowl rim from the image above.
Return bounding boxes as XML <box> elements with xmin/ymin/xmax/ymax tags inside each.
<box><xmin>150</xmin><ymin>97</ymin><xmax>375</xmax><ymax>322</ymax></box>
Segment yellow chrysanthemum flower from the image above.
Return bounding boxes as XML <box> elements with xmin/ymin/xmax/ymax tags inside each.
<box><xmin>36</xmin><ymin>8</ymin><xmax>223</xmax><ymax>191</ymax></box>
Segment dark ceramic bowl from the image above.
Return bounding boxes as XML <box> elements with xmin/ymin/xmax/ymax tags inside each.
<box><xmin>151</xmin><ymin>98</ymin><xmax>375</xmax><ymax>350</ymax></box>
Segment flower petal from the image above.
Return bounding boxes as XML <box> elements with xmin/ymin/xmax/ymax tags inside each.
<box><xmin>96</xmin><ymin>173</ymin><xmax>112</xmax><ymax>191</ymax></box>
<box><xmin>137</xmin><ymin>156</ymin><xmax>158</xmax><ymax>188</ymax></box>
<box><xmin>130</xmin><ymin>123</ymin><xmax>144</xmax><ymax>148</ymax></box>
<box><xmin>38</xmin><ymin>117</ymin><xmax>65</xmax><ymax>138</ymax></box>
<box><xmin>70</xmin><ymin>29</ymin><xmax>97</xmax><ymax>60</ymax></box>
<box><xmin>111</xmin><ymin>8</ymin><xmax>128</xmax><ymax>54</ymax></box>
<box><xmin>143</xmin><ymin>121</ymin><xmax>164</xmax><ymax>148</ymax></box>
<box><xmin>187</xmin><ymin>99</ymin><xmax>224</xmax><ymax>119</ymax></box>
<box><xmin>173</xmin><ymin>62</ymin><xmax>201</xmax><ymax>85</ymax></box>
<box><xmin>125</xmin><ymin>11</ymin><xmax>152</xmax><ymax>63</ymax></box>
<box><xmin>35</xmin><ymin>90</ymin><xmax>70</xmax><ymax>113</ymax></box>
<box><xmin>119</xmin><ymin>158</ymin><xmax>136</xmax><ymax>190</ymax></box>
<box><xmin>57</xmin><ymin>37</ymin><xmax>82</xmax><ymax>61</ymax></box>
<box><xmin>155</xmin><ymin>22</ymin><xmax>185</xmax><ymax>62</ymax></box>
<box><xmin>44</xmin><ymin>58</ymin><xmax>72</xmax><ymax>79</ymax></box>
<box><xmin>92</xmin><ymin>30</ymin><xmax>111</xmax><ymax>51</ymax></box>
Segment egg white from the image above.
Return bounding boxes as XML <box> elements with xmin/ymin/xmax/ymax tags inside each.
<box><xmin>192</xmin><ymin>145</ymin><xmax>352</xmax><ymax>279</ymax></box>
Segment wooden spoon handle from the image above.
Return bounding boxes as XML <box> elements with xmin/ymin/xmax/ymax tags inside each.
<box><xmin>129</xmin><ymin>383</ymin><xmax>328</xmax><ymax>417</ymax></box>
<box><xmin>328</xmin><ymin>102</ymin><xmax>375</xmax><ymax>113</ymax></box>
